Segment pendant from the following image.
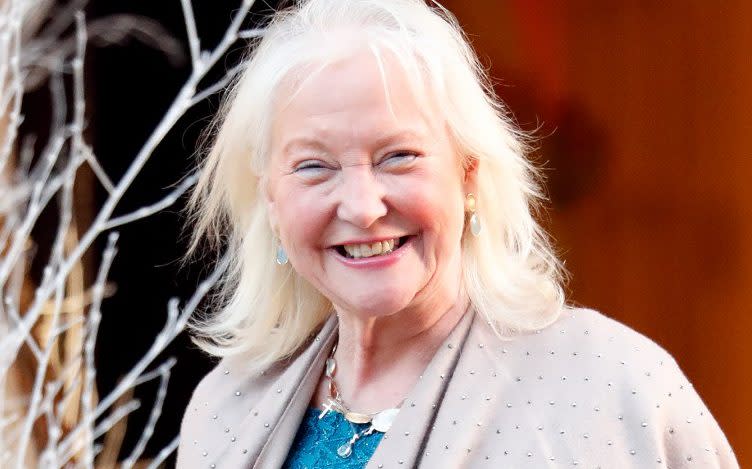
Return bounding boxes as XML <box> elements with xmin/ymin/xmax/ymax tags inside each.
<box><xmin>371</xmin><ymin>408</ymin><xmax>399</xmax><ymax>432</ymax></box>
<box><xmin>325</xmin><ymin>358</ymin><xmax>336</xmax><ymax>377</ymax></box>
<box><xmin>337</xmin><ymin>432</ymin><xmax>360</xmax><ymax>458</ymax></box>
<box><xmin>319</xmin><ymin>400</ymin><xmax>335</xmax><ymax>419</ymax></box>
<box><xmin>470</xmin><ymin>212</ymin><xmax>481</xmax><ymax>236</ymax></box>
<box><xmin>275</xmin><ymin>245</ymin><xmax>288</xmax><ymax>265</ymax></box>
<box><xmin>337</xmin><ymin>443</ymin><xmax>353</xmax><ymax>458</ymax></box>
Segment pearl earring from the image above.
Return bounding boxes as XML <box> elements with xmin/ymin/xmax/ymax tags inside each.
<box><xmin>275</xmin><ymin>242</ymin><xmax>289</xmax><ymax>265</ymax></box>
<box><xmin>466</xmin><ymin>193</ymin><xmax>481</xmax><ymax>237</ymax></box>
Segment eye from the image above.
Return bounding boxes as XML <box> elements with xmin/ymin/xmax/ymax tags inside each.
<box><xmin>379</xmin><ymin>151</ymin><xmax>418</xmax><ymax>166</ymax></box>
<box><xmin>289</xmin><ymin>160</ymin><xmax>335</xmax><ymax>183</ymax></box>
<box><xmin>293</xmin><ymin>160</ymin><xmax>330</xmax><ymax>173</ymax></box>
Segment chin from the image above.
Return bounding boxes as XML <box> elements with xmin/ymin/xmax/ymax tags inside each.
<box><xmin>336</xmin><ymin>287</ymin><xmax>415</xmax><ymax>319</ymax></box>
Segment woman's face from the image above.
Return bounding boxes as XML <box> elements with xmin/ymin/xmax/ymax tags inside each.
<box><xmin>266</xmin><ymin>52</ymin><xmax>472</xmax><ymax>320</ymax></box>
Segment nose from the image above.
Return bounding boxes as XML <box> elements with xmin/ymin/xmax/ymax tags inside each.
<box><xmin>336</xmin><ymin>165</ymin><xmax>387</xmax><ymax>228</ymax></box>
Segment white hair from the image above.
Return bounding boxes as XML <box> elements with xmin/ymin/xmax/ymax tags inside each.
<box><xmin>186</xmin><ymin>0</ymin><xmax>566</xmax><ymax>370</ymax></box>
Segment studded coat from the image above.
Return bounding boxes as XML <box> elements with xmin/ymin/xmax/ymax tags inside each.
<box><xmin>177</xmin><ymin>308</ymin><xmax>738</xmax><ymax>468</ymax></box>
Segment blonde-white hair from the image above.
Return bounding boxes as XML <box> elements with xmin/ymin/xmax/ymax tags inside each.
<box><xmin>186</xmin><ymin>0</ymin><xmax>565</xmax><ymax>369</ymax></box>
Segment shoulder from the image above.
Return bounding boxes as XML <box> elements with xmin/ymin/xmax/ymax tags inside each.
<box><xmin>176</xmin><ymin>315</ymin><xmax>339</xmax><ymax>467</ymax></box>
<box><xmin>546</xmin><ymin>307</ymin><xmax>671</xmax><ymax>358</ymax></box>
<box><xmin>472</xmin><ymin>307</ymin><xmax>738</xmax><ymax>466</ymax></box>
<box><xmin>477</xmin><ymin>307</ymin><xmax>680</xmax><ymax>385</ymax></box>
<box><xmin>176</xmin><ymin>354</ymin><xmax>266</xmax><ymax>465</ymax></box>
<box><xmin>512</xmin><ymin>307</ymin><xmax>688</xmax><ymax>387</ymax></box>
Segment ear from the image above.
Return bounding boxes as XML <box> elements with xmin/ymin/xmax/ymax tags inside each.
<box><xmin>462</xmin><ymin>156</ymin><xmax>479</xmax><ymax>191</ymax></box>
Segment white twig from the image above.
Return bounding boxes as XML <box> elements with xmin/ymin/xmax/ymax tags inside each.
<box><xmin>92</xmin><ymin>400</ymin><xmax>141</xmax><ymax>441</ymax></box>
<box><xmin>121</xmin><ymin>360</ymin><xmax>175</xmax><ymax>469</ymax></box>
<box><xmin>180</xmin><ymin>0</ymin><xmax>201</xmax><ymax>66</ymax></box>
<box><xmin>2</xmin><ymin>0</ymin><xmax>258</xmax><ymax>466</ymax></box>
<box><xmin>57</xmin><ymin>253</ymin><xmax>229</xmax><ymax>457</ymax></box>
<box><xmin>0</xmin><ymin>8</ymin><xmax>24</xmax><ymax>174</ymax></box>
<box><xmin>102</xmin><ymin>173</ymin><xmax>197</xmax><ymax>231</ymax></box>
<box><xmin>2</xmin><ymin>296</ymin><xmax>42</xmax><ymax>361</ymax></box>
<box><xmin>188</xmin><ymin>63</ymin><xmax>245</xmax><ymax>107</ymax></box>
<box><xmin>81</xmin><ymin>144</ymin><xmax>115</xmax><ymax>194</ymax></box>
<box><xmin>24</xmin><ymin>15</ymin><xmax>187</xmax><ymax>90</ymax></box>
<box><xmin>80</xmin><ymin>232</ymin><xmax>118</xmax><ymax>468</ymax></box>
<box><xmin>2</xmin><ymin>0</ymin><xmax>252</xmax><ymax>380</ymax></box>
<box><xmin>238</xmin><ymin>28</ymin><xmax>265</xmax><ymax>39</ymax></box>
<box><xmin>145</xmin><ymin>435</ymin><xmax>179</xmax><ymax>469</ymax></box>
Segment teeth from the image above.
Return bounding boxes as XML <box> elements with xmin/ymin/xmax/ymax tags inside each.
<box><xmin>361</xmin><ymin>243</ymin><xmax>373</xmax><ymax>257</ymax></box>
<box><xmin>342</xmin><ymin>238</ymin><xmax>401</xmax><ymax>258</ymax></box>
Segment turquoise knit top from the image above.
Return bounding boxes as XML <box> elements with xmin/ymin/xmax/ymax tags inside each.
<box><xmin>282</xmin><ymin>407</ymin><xmax>384</xmax><ymax>469</ymax></box>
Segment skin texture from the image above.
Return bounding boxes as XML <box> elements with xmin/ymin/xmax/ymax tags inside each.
<box><xmin>265</xmin><ymin>51</ymin><xmax>475</xmax><ymax>413</ymax></box>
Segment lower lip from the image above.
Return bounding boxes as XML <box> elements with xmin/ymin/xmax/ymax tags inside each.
<box><xmin>332</xmin><ymin>237</ymin><xmax>413</xmax><ymax>269</ymax></box>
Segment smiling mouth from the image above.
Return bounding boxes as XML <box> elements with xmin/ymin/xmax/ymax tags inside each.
<box><xmin>334</xmin><ymin>236</ymin><xmax>411</xmax><ymax>259</ymax></box>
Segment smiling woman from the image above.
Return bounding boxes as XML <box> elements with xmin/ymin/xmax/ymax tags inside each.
<box><xmin>176</xmin><ymin>0</ymin><xmax>738</xmax><ymax>468</ymax></box>
<box><xmin>266</xmin><ymin>52</ymin><xmax>470</xmax><ymax>323</ymax></box>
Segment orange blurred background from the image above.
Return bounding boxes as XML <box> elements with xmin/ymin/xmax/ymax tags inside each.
<box><xmin>442</xmin><ymin>0</ymin><xmax>751</xmax><ymax>465</ymax></box>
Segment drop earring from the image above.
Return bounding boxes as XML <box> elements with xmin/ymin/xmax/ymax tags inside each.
<box><xmin>275</xmin><ymin>241</ymin><xmax>289</xmax><ymax>265</ymax></box>
<box><xmin>466</xmin><ymin>193</ymin><xmax>481</xmax><ymax>237</ymax></box>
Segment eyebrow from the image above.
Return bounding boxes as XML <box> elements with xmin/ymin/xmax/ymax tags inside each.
<box><xmin>281</xmin><ymin>138</ymin><xmax>327</xmax><ymax>156</ymax></box>
<box><xmin>281</xmin><ymin>129</ymin><xmax>428</xmax><ymax>156</ymax></box>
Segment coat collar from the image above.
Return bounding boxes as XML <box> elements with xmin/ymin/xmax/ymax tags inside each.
<box><xmin>245</xmin><ymin>309</ymin><xmax>476</xmax><ymax>468</ymax></box>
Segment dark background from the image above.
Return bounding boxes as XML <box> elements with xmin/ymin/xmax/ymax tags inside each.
<box><xmin>85</xmin><ymin>0</ymin><xmax>281</xmax><ymax>464</ymax></box>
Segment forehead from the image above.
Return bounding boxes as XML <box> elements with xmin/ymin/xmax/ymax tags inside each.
<box><xmin>270</xmin><ymin>49</ymin><xmax>442</xmax><ymax>148</ymax></box>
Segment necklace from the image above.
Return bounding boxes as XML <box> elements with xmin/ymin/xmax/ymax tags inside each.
<box><xmin>318</xmin><ymin>343</ymin><xmax>401</xmax><ymax>458</ymax></box>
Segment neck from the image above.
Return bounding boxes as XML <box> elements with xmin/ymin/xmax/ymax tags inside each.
<box><xmin>330</xmin><ymin>289</ymin><xmax>468</xmax><ymax>412</ymax></box>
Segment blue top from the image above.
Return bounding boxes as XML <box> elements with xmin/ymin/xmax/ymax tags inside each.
<box><xmin>282</xmin><ymin>407</ymin><xmax>384</xmax><ymax>469</ymax></box>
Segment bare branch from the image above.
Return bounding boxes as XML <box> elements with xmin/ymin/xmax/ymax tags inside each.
<box><xmin>2</xmin><ymin>296</ymin><xmax>42</xmax><ymax>361</ymax></box>
<box><xmin>2</xmin><ymin>1</ymin><xmax>259</xmax><ymax>466</ymax></box>
<box><xmin>24</xmin><ymin>15</ymin><xmax>187</xmax><ymax>91</ymax></box>
<box><xmin>189</xmin><ymin>63</ymin><xmax>245</xmax><ymax>107</ymax></box>
<box><xmin>81</xmin><ymin>144</ymin><xmax>115</xmax><ymax>194</ymax></box>
<box><xmin>146</xmin><ymin>435</ymin><xmax>179</xmax><ymax>469</ymax></box>
<box><xmin>180</xmin><ymin>0</ymin><xmax>201</xmax><ymax>67</ymax></box>
<box><xmin>121</xmin><ymin>360</ymin><xmax>174</xmax><ymax>469</ymax></box>
<box><xmin>57</xmin><ymin>253</ymin><xmax>229</xmax><ymax>456</ymax></box>
<box><xmin>102</xmin><ymin>172</ymin><xmax>197</xmax><ymax>231</ymax></box>
<box><xmin>238</xmin><ymin>28</ymin><xmax>265</xmax><ymax>39</ymax></box>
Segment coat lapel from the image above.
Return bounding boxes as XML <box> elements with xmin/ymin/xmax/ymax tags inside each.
<box><xmin>252</xmin><ymin>317</ymin><xmax>339</xmax><ymax>468</ymax></box>
<box><xmin>365</xmin><ymin>310</ymin><xmax>475</xmax><ymax>469</ymax></box>
<box><xmin>209</xmin><ymin>310</ymin><xmax>475</xmax><ymax>469</ymax></box>
<box><xmin>201</xmin><ymin>315</ymin><xmax>337</xmax><ymax>469</ymax></box>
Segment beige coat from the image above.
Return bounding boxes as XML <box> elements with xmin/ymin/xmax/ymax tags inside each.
<box><xmin>177</xmin><ymin>308</ymin><xmax>738</xmax><ymax>468</ymax></box>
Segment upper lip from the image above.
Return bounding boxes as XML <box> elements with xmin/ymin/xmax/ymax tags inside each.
<box><xmin>331</xmin><ymin>235</ymin><xmax>408</xmax><ymax>247</ymax></box>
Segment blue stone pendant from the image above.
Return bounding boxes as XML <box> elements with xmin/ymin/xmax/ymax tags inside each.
<box><xmin>276</xmin><ymin>245</ymin><xmax>288</xmax><ymax>265</ymax></box>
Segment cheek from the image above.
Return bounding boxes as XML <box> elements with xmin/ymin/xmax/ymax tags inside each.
<box><xmin>399</xmin><ymin>169</ymin><xmax>466</xmax><ymax>233</ymax></box>
<box><xmin>276</xmin><ymin>186</ymin><xmax>332</xmax><ymax>251</ymax></box>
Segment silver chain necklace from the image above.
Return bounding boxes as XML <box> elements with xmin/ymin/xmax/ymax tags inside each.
<box><xmin>318</xmin><ymin>343</ymin><xmax>401</xmax><ymax>458</ymax></box>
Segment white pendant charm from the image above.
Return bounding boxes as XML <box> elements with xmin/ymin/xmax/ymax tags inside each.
<box><xmin>319</xmin><ymin>401</ymin><xmax>334</xmax><ymax>419</ymax></box>
<box><xmin>470</xmin><ymin>212</ymin><xmax>481</xmax><ymax>237</ymax></box>
<box><xmin>325</xmin><ymin>358</ymin><xmax>336</xmax><ymax>377</ymax></box>
<box><xmin>371</xmin><ymin>408</ymin><xmax>400</xmax><ymax>432</ymax></box>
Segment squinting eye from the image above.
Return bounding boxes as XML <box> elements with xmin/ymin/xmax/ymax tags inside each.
<box><xmin>293</xmin><ymin>160</ymin><xmax>328</xmax><ymax>173</ymax></box>
<box><xmin>381</xmin><ymin>151</ymin><xmax>418</xmax><ymax>165</ymax></box>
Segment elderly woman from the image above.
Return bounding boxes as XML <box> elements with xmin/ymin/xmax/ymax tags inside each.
<box><xmin>176</xmin><ymin>0</ymin><xmax>737</xmax><ymax>467</ymax></box>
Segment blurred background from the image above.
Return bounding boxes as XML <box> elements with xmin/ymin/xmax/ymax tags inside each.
<box><xmin>12</xmin><ymin>0</ymin><xmax>750</xmax><ymax>466</ymax></box>
<box><xmin>441</xmin><ymin>1</ymin><xmax>751</xmax><ymax>465</ymax></box>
